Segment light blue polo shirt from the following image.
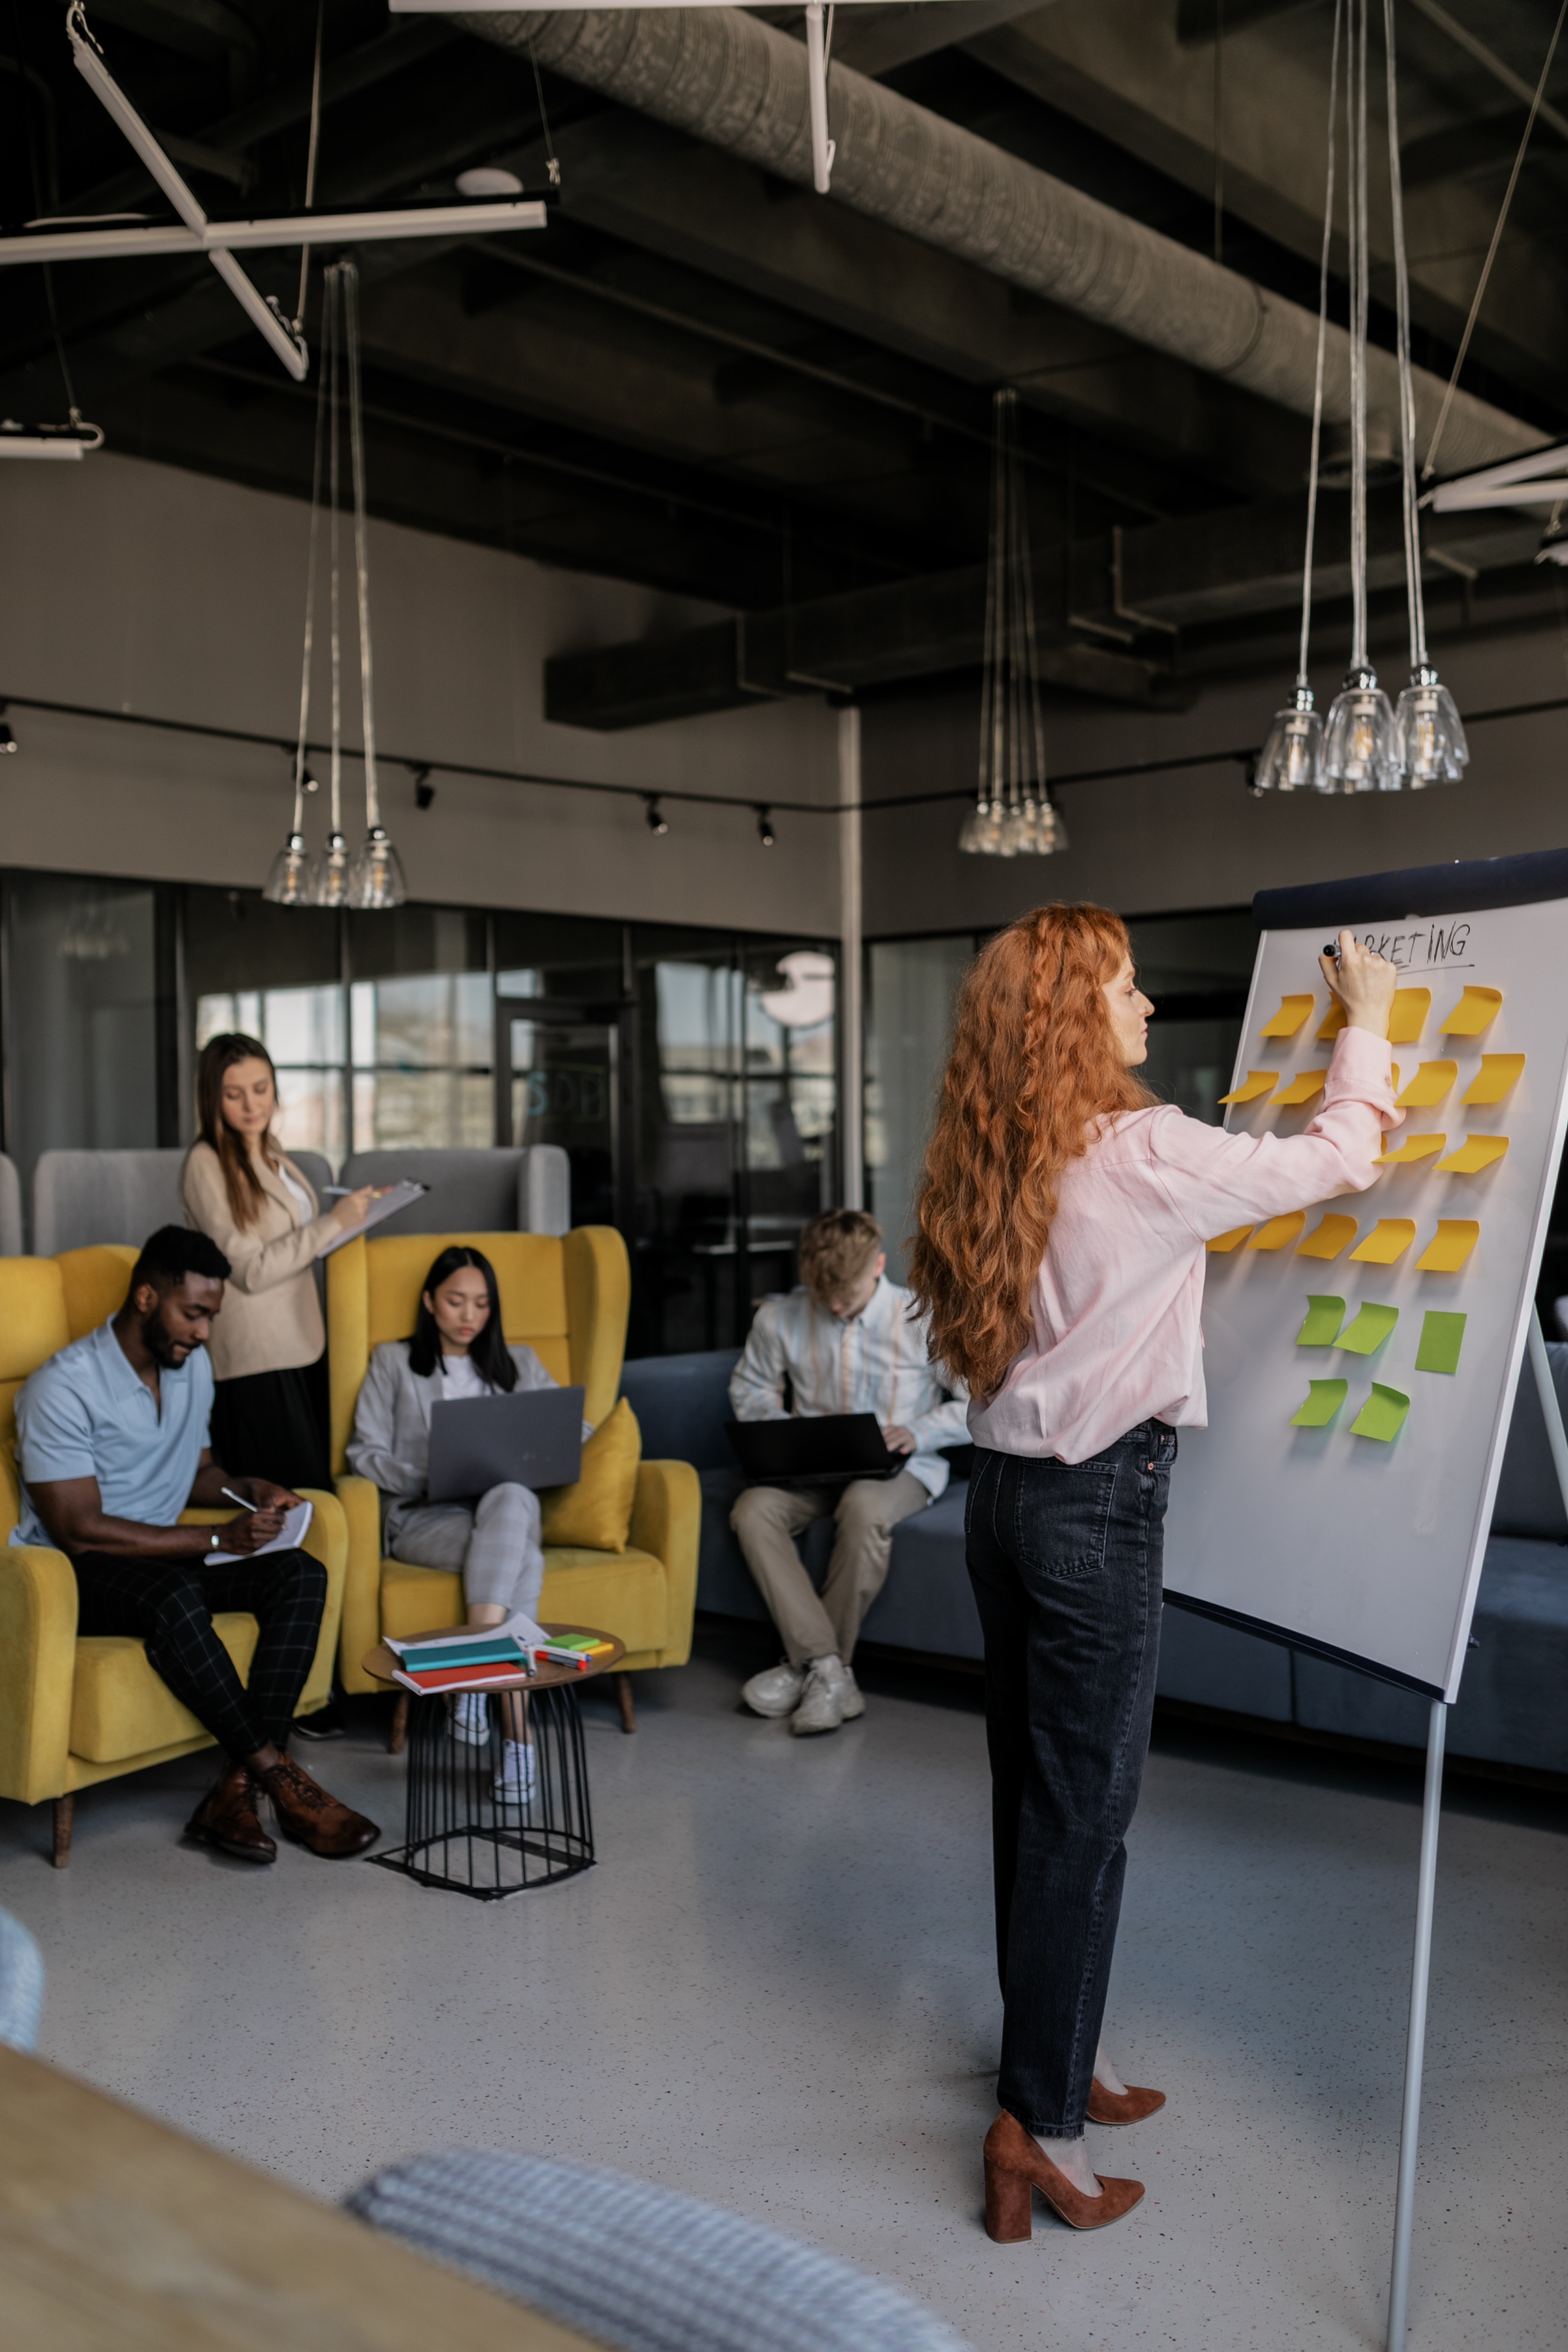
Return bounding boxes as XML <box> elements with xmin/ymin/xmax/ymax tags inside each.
<box><xmin>11</xmin><ymin>1320</ymin><xmax>214</xmax><ymax>1548</ymax></box>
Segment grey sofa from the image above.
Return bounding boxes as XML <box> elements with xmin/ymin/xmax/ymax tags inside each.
<box><xmin>618</xmin><ymin>1342</ymin><xmax>1568</xmax><ymax>1775</ymax></box>
<box><xmin>31</xmin><ymin>1146</ymin><xmax>334</xmax><ymax>1255</ymax></box>
<box><xmin>337</xmin><ymin>1146</ymin><xmax>570</xmax><ymax>1235</ymax></box>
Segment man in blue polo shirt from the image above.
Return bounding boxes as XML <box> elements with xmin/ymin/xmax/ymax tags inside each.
<box><xmin>13</xmin><ymin>1226</ymin><xmax>377</xmax><ymax>1866</ymax></box>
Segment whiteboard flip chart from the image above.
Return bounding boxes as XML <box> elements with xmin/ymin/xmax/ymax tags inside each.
<box><xmin>1164</xmin><ymin>846</ymin><xmax>1568</xmax><ymax>1699</ymax></box>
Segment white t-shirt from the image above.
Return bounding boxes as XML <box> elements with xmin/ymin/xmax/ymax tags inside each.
<box><xmin>440</xmin><ymin>1353</ymin><xmax>492</xmax><ymax>1401</ymax></box>
<box><xmin>276</xmin><ymin>1164</ymin><xmax>314</xmax><ymax>1224</ymax></box>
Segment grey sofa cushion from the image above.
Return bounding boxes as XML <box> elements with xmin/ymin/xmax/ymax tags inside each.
<box><xmin>33</xmin><ymin>1148</ymin><xmax>185</xmax><ymax>1255</ymax></box>
<box><xmin>1491</xmin><ymin>1338</ymin><xmax>1568</xmax><ymax>1538</ymax></box>
<box><xmin>621</xmin><ymin>1351</ymin><xmax>742</xmax><ymax>1470</ymax></box>
<box><xmin>339</xmin><ymin>1149</ymin><xmax>525</xmax><ymax>1233</ymax></box>
<box><xmin>0</xmin><ymin>1154</ymin><xmax>20</xmax><ymax>1257</ymax></box>
<box><xmin>345</xmin><ymin>2149</ymin><xmax>972</xmax><ymax>2352</ymax></box>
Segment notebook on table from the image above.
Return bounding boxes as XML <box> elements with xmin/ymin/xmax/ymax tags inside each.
<box><xmin>726</xmin><ymin>1412</ymin><xmax>905</xmax><ymax>1486</ymax></box>
<box><xmin>426</xmin><ymin>1385</ymin><xmax>586</xmax><ymax>1502</ymax></box>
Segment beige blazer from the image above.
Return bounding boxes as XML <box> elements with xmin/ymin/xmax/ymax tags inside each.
<box><xmin>181</xmin><ymin>1139</ymin><xmax>339</xmax><ymax>1381</ymax></box>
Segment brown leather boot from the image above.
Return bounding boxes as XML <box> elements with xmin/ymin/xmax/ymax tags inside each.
<box><xmin>186</xmin><ymin>1763</ymin><xmax>276</xmax><ymax>1863</ymax></box>
<box><xmin>982</xmin><ymin>2110</ymin><xmax>1144</xmax><ymax>2241</ymax></box>
<box><xmin>257</xmin><ymin>1754</ymin><xmax>379</xmax><ymax>1859</ymax></box>
<box><xmin>1087</xmin><ymin>2079</ymin><xmax>1167</xmax><ymax>2127</ymax></box>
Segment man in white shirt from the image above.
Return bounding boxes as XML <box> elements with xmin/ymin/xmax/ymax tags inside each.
<box><xmin>729</xmin><ymin>1208</ymin><xmax>968</xmax><ymax>1737</ymax></box>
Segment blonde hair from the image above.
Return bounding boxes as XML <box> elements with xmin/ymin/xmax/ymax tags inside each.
<box><xmin>798</xmin><ymin>1208</ymin><xmax>883</xmax><ymax>1302</ymax></box>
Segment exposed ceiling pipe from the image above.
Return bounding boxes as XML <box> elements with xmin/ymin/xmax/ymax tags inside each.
<box><xmin>456</xmin><ymin>4</ymin><xmax>1541</xmax><ymax>477</ymax></box>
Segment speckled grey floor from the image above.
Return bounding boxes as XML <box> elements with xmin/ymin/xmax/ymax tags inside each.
<box><xmin>1</xmin><ymin>1627</ymin><xmax>1564</xmax><ymax>2352</ymax></box>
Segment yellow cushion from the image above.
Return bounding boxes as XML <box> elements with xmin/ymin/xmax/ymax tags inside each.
<box><xmin>70</xmin><ymin>1615</ymin><xmax>259</xmax><ymax>1763</ymax></box>
<box><xmin>379</xmin><ymin>1546</ymin><xmax>669</xmax><ymax>1655</ymax></box>
<box><xmin>57</xmin><ymin>1245</ymin><xmax>138</xmax><ymax>1342</ymax></box>
<box><xmin>541</xmin><ymin>1399</ymin><xmax>640</xmax><ymax>1553</ymax></box>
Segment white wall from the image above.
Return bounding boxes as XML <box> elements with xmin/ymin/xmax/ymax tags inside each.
<box><xmin>0</xmin><ymin>453</ymin><xmax>842</xmax><ymax>936</ymax></box>
<box><xmin>863</xmin><ymin>625</ymin><xmax>1568</xmax><ymax>934</ymax></box>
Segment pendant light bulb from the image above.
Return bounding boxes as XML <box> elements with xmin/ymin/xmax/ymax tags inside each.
<box><xmin>347</xmin><ymin>825</ymin><xmax>408</xmax><ymax>909</ymax></box>
<box><xmin>1324</xmin><ymin>665</ymin><xmax>1401</xmax><ymax>793</ymax></box>
<box><xmin>1394</xmin><ymin>664</ymin><xmax>1468</xmax><ymax>788</ymax></box>
<box><xmin>958</xmin><ymin>797</ymin><xmax>1007</xmax><ymax>856</ymax></box>
<box><xmin>1254</xmin><ymin>685</ymin><xmax>1328</xmax><ymax>793</ymax></box>
<box><xmin>307</xmin><ymin>830</ymin><xmax>351</xmax><ymax>908</ymax></box>
<box><xmin>262</xmin><ymin>832</ymin><xmax>311</xmax><ymax>906</ymax></box>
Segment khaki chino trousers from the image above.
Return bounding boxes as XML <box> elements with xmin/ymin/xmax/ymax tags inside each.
<box><xmin>730</xmin><ymin>1470</ymin><xmax>930</xmax><ymax>1667</ymax></box>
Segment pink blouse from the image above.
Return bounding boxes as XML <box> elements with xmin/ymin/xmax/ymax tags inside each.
<box><xmin>967</xmin><ymin>1024</ymin><xmax>1400</xmax><ymax>1464</ymax></box>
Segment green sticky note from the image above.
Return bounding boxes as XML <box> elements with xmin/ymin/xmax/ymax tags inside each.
<box><xmin>1338</xmin><ymin>1302</ymin><xmax>1400</xmax><ymax>1355</ymax></box>
<box><xmin>1415</xmin><ymin>1311</ymin><xmax>1466</xmax><ymax>1375</ymax></box>
<box><xmin>1290</xmin><ymin>1378</ymin><xmax>1348</xmax><ymax>1427</ymax></box>
<box><xmin>1295</xmin><ymin>1295</ymin><xmax>1345</xmax><ymax>1347</ymax></box>
<box><xmin>1350</xmin><ymin>1384</ymin><xmax>1410</xmax><ymax>1442</ymax></box>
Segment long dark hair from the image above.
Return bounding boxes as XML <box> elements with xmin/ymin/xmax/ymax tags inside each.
<box><xmin>195</xmin><ymin>1032</ymin><xmax>282</xmax><ymax>1230</ymax></box>
<box><xmin>409</xmin><ymin>1246</ymin><xmax>517</xmax><ymax>1389</ymax></box>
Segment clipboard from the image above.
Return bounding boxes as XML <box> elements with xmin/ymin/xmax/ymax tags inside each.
<box><xmin>316</xmin><ymin>1180</ymin><xmax>429</xmax><ymax>1256</ymax></box>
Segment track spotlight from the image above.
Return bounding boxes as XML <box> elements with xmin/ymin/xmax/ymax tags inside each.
<box><xmin>756</xmin><ymin>804</ymin><xmax>775</xmax><ymax>848</ymax></box>
<box><xmin>301</xmin><ymin>765</ymin><xmax>319</xmax><ymax>794</ymax></box>
<box><xmin>411</xmin><ymin>764</ymin><xmax>435</xmax><ymax>810</ymax></box>
<box><xmin>645</xmin><ymin>796</ymin><xmax>668</xmax><ymax>835</ymax></box>
<box><xmin>0</xmin><ymin>704</ymin><xmax>15</xmax><ymax>755</ymax></box>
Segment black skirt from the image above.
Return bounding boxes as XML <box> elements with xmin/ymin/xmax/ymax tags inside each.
<box><xmin>210</xmin><ymin>1357</ymin><xmax>331</xmax><ymax>1493</ymax></box>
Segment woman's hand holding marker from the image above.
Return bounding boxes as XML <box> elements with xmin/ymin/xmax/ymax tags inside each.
<box><xmin>1318</xmin><ymin>930</ymin><xmax>1397</xmax><ymax>1039</ymax></box>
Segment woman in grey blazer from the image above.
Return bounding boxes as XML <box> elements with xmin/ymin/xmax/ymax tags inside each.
<box><xmin>346</xmin><ymin>1246</ymin><xmax>566</xmax><ymax>1805</ymax></box>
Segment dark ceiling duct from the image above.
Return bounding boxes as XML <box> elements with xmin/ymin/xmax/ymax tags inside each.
<box><xmin>461</xmin><ymin>5</ymin><xmax>1540</xmax><ymax>476</ymax></box>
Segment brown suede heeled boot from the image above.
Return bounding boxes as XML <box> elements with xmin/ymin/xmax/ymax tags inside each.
<box><xmin>983</xmin><ymin>2111</ymin><xmax>1144</xmax><ymax>2241</ymax></box>
<box><xmin>1087</xmin><ymin>2079</ymin><xmax>1167</xmax><ymax>2127</ymax></box>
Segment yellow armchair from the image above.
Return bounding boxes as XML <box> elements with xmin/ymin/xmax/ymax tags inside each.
<box><xmin>327</xmin><ymin>1228</ymin><xmax>699</xmax><ymax>1728</ymax></box>
<box><xmin>0</xmin><ymin>1247</ymin><xmax>347</xmax><ymax>1865</ymax></box>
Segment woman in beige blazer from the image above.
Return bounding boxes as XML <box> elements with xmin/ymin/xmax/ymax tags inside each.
<box><xmin>182</xmin><ymin>1033</ymin><xmax>373</xmax><ymax>1493</ymax></box>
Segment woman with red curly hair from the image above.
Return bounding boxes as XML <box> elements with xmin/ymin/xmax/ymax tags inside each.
<box><xmin>911</xmin><ymin>903</ymin><xmax>1399</xmax><ymax>2241</ymax></box>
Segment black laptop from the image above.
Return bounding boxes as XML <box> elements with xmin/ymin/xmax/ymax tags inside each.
<box><xmin>726</xmin><ymin>1412</ymin><xmax>904</xmax><ymax>1486</ymax></box>
<box><xmin>427</xmin><ymin>1386</ymin><xmax>586</xmax><ymax>1502</ymax></box>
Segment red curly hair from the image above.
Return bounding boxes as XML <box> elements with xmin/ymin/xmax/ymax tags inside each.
<box><xmin>909</xmin><ymin>903</ymin><xmax>1154</xmax><ymax>1401</ymax></box>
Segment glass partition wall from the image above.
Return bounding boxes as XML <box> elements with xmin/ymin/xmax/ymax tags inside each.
<box><xmin>0</xmin><ymin>871</ymin><xmax>838</xmax><ymax>1354</ymax></box>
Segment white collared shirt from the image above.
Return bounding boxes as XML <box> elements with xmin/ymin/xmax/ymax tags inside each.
<box><xmin>727</xmin><ymin>1276</ymin><xmax>969</xmax><ymax>1498</ymax></box>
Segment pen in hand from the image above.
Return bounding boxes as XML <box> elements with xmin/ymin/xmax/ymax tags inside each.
<box><xmin>221</xmin><ymin>1487</ymin><xmax>258</xmax><ymax>1512</ymax></box>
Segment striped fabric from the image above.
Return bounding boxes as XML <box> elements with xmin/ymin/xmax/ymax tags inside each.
<box><xmin>345</xmin><ymin>2150</ymin><xmax>972</xmax><ymax>2352</ymax></box>
<box><xmin>0</xmin><ymin>1911</ymin><xmax>43</xmax><ymax>2053</ymax></box>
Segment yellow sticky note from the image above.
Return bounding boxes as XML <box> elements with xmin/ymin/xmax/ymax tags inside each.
<box><xmin>1387</xmin><ymin>989</ymin><xmax>1432</xmax><ymax>1044</ymax></box>
<box><xmin>1219</xmin><ymin>1071</ymin><xmax>1277</xmax><ymax>1106</ymax></box>
<box><xmin>1206</xmin><ymin>1226</ymin><xmax>1253</xmax><ymax>1253</ymax></box>
<box><xmin>1395</xmin><ymin>1061</ymin><xmax>1456</xmax><ymax>1108</ymax></box>
<box><xmin>1260</xmin><ymin>994</ymin><xmax>1316</xmax><ymax>1039</ymax></box>
<box><xmin>1296</xmin><ymin>1213</ymin><xmax>1358</xmax><ymax>1260</ymax></box>
<box><xmin>1415</xmin><ymin>1219</ymin><xmax>1479</xmax><ymax>1273</ymax></box>
<box><xmin>1272</xmin><ymin>1070</ymin><xmax>1328</xmax><ymax>1108</ymax></box>
<box><xmin>1440</xmin><ymin>985</ymin><xmax>1503</xmax><ymax>1037</ymax></box>
<box><xmin>1318</xmin><ymin>1001</ymin><xmax>1348</xmax><ymax>1041</ymax></box>
<box><xmin>1245</xmin><ymin>1211</ymin><xmax>1307</xmax><ymax>1252</ymax></box>
<box><xmin>1378</xmin><ymin>1132</ymin><xmax>1447</xmax><ymax>1167</ymax></box>
<box><xmin>1349</xmin><ymin>1219</ymin><xmax>1417</xmax><ymax>1264</ymax></box>
<box><xmin>1435</xmin><ymin>1134</ymin><xmax>1509</xmax><ymax>1174</ymax></box>
<box><xmin>1461</xmin><ymin>1054</ymin><xmax>1524</xmax><ymax>1105</ymax></box>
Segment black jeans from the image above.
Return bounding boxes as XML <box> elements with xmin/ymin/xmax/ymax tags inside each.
<box><xmin>966</xmin><ymin>1423</ymin><xmax>1175</xmax><ymax>2139</ymax></box>
<box><xmin>73</xmin><ymin>1549</ymin><xmax>327</xmax><ymax>1763</ymax></box>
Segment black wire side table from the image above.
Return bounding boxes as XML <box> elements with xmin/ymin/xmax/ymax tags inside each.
<box><xmin>364</xmin><ymin>1625</ymin><xmax>623</xmax><ymax>1902</ymax></box>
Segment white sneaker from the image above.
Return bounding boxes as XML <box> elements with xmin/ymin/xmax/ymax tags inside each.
<box><xmin>742</xmin><ymin>1659</ymin><xmax>807</xmax><ymax>1718</ymax></box>
<box><xmin>790</xmin><ymin>1654</ymin><xmax>851</xmax><ymax>1737</ymax></box>
<box><xmin>838</xmin><ymin>1663</ymin><xmax>864</xmax><ymax>1721</ymax></box>
<box><xmin>492</xmin><ymin>1740</ymin><xmax>538</xmax><ymax>1808</ymax></box>
<box><xmin>449</xmin><ymin>1691</ymin><xmax>490</xmax><ymax>1747</ymax></box>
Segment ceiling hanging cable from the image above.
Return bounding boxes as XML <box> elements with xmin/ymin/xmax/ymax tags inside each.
<box><xmin>292</xmin><ymin>0</ymin><xmax>326</xmax><ymax>334</ymax></box>
<box><xmin>342</xmin><ymin>257</ymin><xmax>404</xmax><ymax>908</ymax></box>
<box><xmin>1323</xmin><ymin>0</ymin><xmax>1401</xmax><ymax>792</ymax></box>
<box><xmin>262</xmin><ymin>320</ymin><xmax>330</xmax><ymax>903</ymax></box>
<box><xmin>1384</xmin><ymin>0</ymin><xmax>1467</xmax><ymax>786</ymax></box>
<box><xmin>2</xmin><ymin>0</ymin><xmax>101</xmax><ymax>460</ymax></box>
<box><xmin>1253</xmin><ymin>0</ymin><xmax>1342</xmax><ymax>793</ymax></box>
<box><xmin>309</xmin><ymin>262</ymin><xmax>351</xmax><ymax>908</ymax></box>
<box><xmin>1423</xmin><ymin>0</ymin><xmax>1568</xmax><ymax>484</ymax></box>
<box><xmin>958</xmin><ymin>391</ymin><xmax>1064</xmax><ymax>859</ymax></box>
<box><xmin>527</xmin><ymin>33</ymin><xmax>561</xmax><ymax>187</ymax></box>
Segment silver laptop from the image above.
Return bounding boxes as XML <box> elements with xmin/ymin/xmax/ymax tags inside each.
<box><xmin>426</xmin><ymin>1386</ymin><xmax>586</xmax><ymax>1502</ymax></box>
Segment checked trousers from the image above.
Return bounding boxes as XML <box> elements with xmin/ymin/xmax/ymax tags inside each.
<box><xmin>72</xmin><ymin>1548</ymin><xmax>327</xmax><ymax>1762</ymax></box>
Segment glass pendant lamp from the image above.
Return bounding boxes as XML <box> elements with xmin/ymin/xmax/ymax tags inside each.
<box><xmin>263</xmin><ymin>831</ymin><xmax>311</xmax><ymax>906</ymax></box>
<box><xmin>308</xmin><ymin>827</ymin><xmax>351</xmax><ymax>907</ymax></box>
<box><xmin>1394</xmin><ymin>666</ymin><xmax>1468</xmax><ymax>787</ymax></box>
<box><xmin>1324</xmin><ymin>664</ymin><xmax>1400</xmax><ymax>791</ymax></box>
<box><xmin>1255</xmin><ymin>686</ymin><xmax>1327</xmax><ymax>793</ymax></box>
<box><xmin>959</xmin><ymin>391</ymin><xmax>1063</xmax><ymax>857</ymax></box>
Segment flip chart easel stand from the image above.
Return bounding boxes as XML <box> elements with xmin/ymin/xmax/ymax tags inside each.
<box><xmin>1385</xmin><ymin>1312</ymin><xmax>1568</xmax><ymax>2352</ymax></box>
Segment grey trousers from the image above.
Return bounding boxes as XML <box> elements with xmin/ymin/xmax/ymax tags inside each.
<box><xmin>387</xmin><ymin>1482</ymin><xmax>546</xmax><ymax>1617</ymax></box>
<box><xmin>730</xmin><ymin>1470</ymin><xmax>930</xmax><ymax>1667</ymax></box>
